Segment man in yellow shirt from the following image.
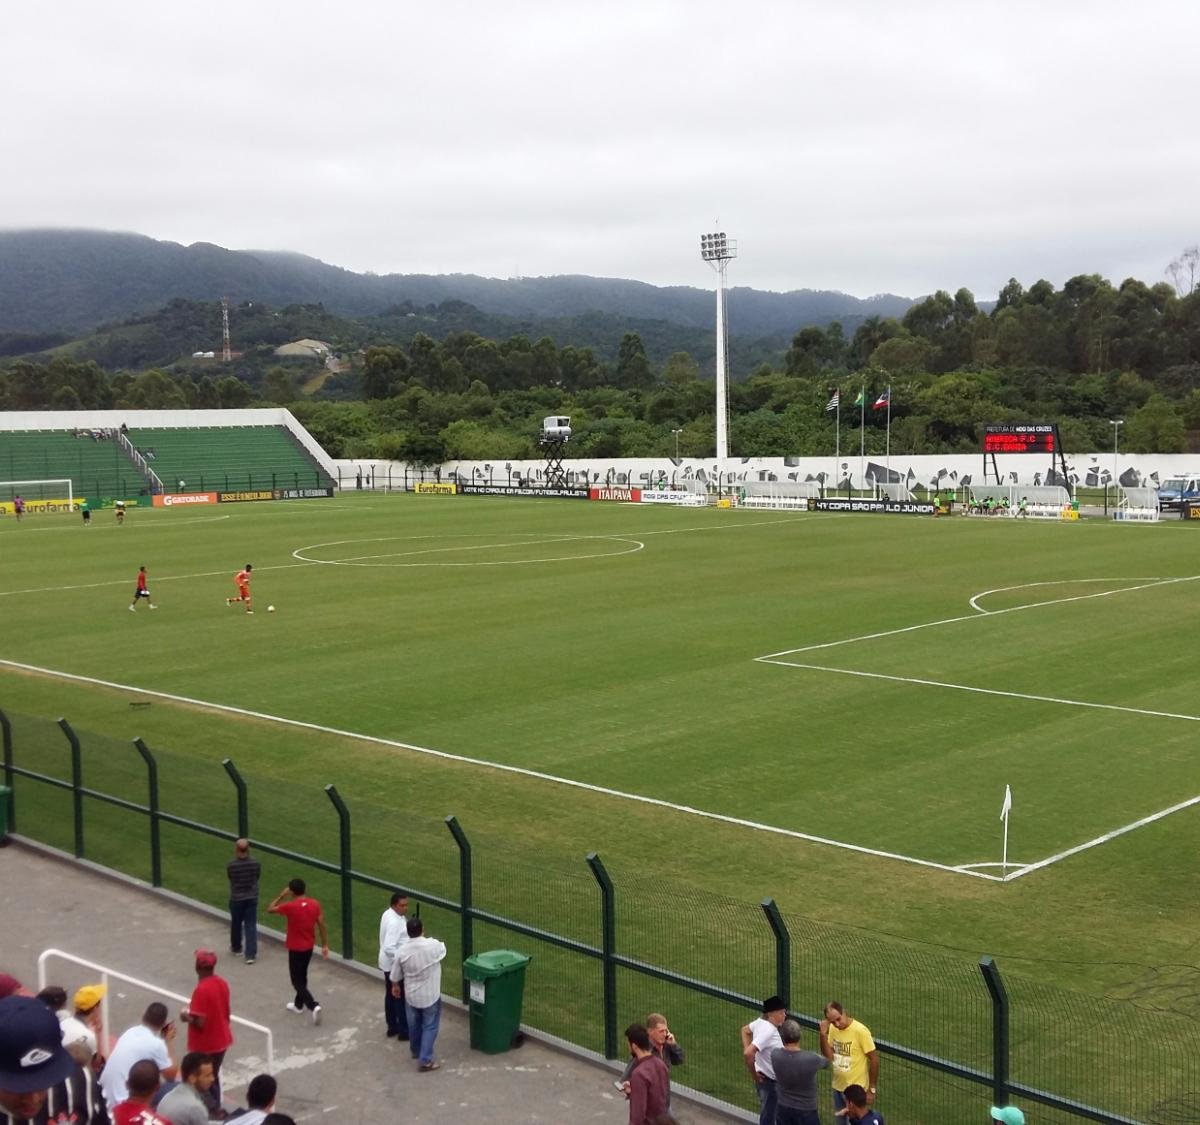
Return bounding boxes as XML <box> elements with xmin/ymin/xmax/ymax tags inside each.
<box><xmin>819</xmin><ymin>1001</ymin><xmax>879</xmax><ymax>1117</ymax></box>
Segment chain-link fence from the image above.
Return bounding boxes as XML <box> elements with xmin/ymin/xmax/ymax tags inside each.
<box><xmin>2</xmin><ymin>706</ymin><xmax>1195</xmax><ymax>1123</ymax></box>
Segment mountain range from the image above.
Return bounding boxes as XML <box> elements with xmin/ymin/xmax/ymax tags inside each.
<box><xmin>0</xmin><ymin>229</ymin><xmax>914</xmax><ymax>338</ymax></box>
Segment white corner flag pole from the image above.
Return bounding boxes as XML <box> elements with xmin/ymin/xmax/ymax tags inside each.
<box><xmin>1000</xmin><ymin>784</ymin><xmax>1013</xmax><ymax>874</ymax></box>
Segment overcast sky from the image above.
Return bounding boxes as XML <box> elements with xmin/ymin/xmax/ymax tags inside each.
<box><xmin>4</xmin><ymin>0</ymin><xmax>1197</xmax><ymax>299</ymax></box>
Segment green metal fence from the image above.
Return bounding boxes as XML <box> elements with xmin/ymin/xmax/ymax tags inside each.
<box><xmin>2</xmin><ymin>707</ymin><xmax>1196</xmax><ymax>1124</ymax></box>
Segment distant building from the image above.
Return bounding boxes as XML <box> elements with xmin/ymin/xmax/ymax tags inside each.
<box><xmin>274</xmin><ymin>338</ymin><xmax>333</xmax><ymax>359</ymax></box>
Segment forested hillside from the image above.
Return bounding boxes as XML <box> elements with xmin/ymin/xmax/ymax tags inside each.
<box><xmin>0</xmin><ymin>229</ymin><xmax>910</xmax><ymax>335</ymax></box>
<box><xmin>3</xmin><ymin>264</ymin><xmax>1198</xmax><ymax>463</ymax></box>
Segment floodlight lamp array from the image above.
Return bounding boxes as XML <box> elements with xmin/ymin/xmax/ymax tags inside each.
<box><xmin>700</xmin><ymin>232</ymin><xmax>736</xmax><ymax>261</ymax></box>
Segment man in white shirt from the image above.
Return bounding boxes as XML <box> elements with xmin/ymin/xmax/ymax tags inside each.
<box><xmin>741</xmin><ymin>995</ymin><xmax>787</xmax><ymax>1125</ymax></box>
<box><xmin>99</xmin><ymin>1003</ymin><xmax>178</xmax><ymax>1114</ymax></box>
<box><xmin>377</xmin><ymin>892</ymin><xmax>410</xmax><ymax>1041</ymax></box>
<box><xmin>389</xmin><ymin>918</ymin><xmax>446</xmax><ymax>1072</ymax></box>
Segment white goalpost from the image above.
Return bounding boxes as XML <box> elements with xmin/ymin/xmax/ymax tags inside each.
<box><xmin>0</xmin><ymin>478</ymin><xmax>76</xmax><ymax>512</ymax></box>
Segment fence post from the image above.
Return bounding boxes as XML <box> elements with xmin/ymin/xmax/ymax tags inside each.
<box><xmin>0</xmin><ymin>708</ymin><xmax>13</xmax><ymax>833</ymax></box>
<box><xmin>586</xmin><ymin>853</ymin><xmax>618</xmax><ymax>1060</ymax></box>
<box><xmin>445</xmin><ymin>815</ymin><xmax>473</xmax><ymax>1002</ymax></box>
<box><xmin>57</xmin><ymin>718</ymin><xmax>84</xmax><ymax>858</ymax></box>
<box><xmin>761</xmin><ymin>898</ymin><xmax>791</xmax><ymax>1008</ymax></box>
<box><xmin>133</xmin><ymin>739</ymin><xmax>162</xmax><ymax>887</ymax></box>
<box><xmin>325</xmin><ymin>784</ymin><xmax>353</xmax><ymax>958</ymax></box>
<box><xmin>222</xmin><ymin>759</ymin><xmax>249</xmax><ymax>838</ymax></box>
<box><xmin>980</xmin><ymin>956</ymin><xmax>1010</xmax><ymax>1108</ymax></box>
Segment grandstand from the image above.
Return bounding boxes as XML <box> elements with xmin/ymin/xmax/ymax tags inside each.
<box><xmin>128</xmin><ymin>425</ymin><xmax>332</xmax><ymax>493</ymax></box>
<box><xmin>0</xmin><ymin>429</ymin><xmax>146</xmax><ymax>501</ymax></box>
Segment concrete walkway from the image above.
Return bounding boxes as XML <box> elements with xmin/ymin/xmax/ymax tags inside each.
<box><xmin>0</xmin><ymin>841</ymin><xmax>742</xmax><ymax>1124</ymax></box>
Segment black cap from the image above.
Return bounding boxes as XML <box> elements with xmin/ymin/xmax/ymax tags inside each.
<box><xmin>0</xmin><ymin>996</ymin><xmax>76</xmax><ymax>1093</ymax></box>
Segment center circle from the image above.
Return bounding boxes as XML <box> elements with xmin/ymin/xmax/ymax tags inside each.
<box><xmin>291</xmin><ymin>532</ymin><xmax>645</xmax><ymax>567</ymax></box>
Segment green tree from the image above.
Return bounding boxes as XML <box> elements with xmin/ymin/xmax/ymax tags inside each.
<box><xmin>661</xmin><ymin>351</ymin><xmax>699</xmax><ymax>387</ymax></box>
<box><xmin>1124</xmin><ymin>392</ymin><xmax>1185</xmax><ymax>452</ymax></box>
<box><xmin>361</xmin><ymin>346</ymin><xmax>409</xmax><ymax>400</ymax></box>
<box><xmin>615</xmin><ymin>332</ymin><xmax>653</xmax><ymax>390</ymax></box>
<box><xmin>263</xmin><ymin>366</ymin><xmax>295</xmax><ymax>404</ymax></box>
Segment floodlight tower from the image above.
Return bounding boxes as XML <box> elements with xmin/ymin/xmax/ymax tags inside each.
<box><xmin>699</xmin><ymin>232</ymin><xmax>737</xmax><ymax>477</ymax></box>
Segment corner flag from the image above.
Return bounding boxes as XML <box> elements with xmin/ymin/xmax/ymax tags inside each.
<box><xmin>1000</xmin><ymin>784</ymin><xmax>1012</xmax><ymax>821</ymax></box>
<box><xmin>825</xmin><ymin>389</ymin><xmax>840</xmax><ymax>412</ymax></box>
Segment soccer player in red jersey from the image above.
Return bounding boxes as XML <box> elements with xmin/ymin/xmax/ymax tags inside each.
<box><xmin>226</xmin><ymin>564</ymin><xmax>253</xmax><ymax>614</ymax></box>
<box><xmin>130</xmin><ymin>566</ymin><xmax>156</xmax><ymax>612</ymax></box>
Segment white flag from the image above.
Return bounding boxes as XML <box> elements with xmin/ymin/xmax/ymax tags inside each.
<box><xmin>1000</xmin><ymin>785</ymin><xmax>1012</xmax><ymax>821</ymax></box>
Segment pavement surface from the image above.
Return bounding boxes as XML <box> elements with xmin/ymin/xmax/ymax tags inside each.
<box><xmin>0</xmin><ymin>840</ymin><xmax>742</xmax><ymax>1124</ymax></box>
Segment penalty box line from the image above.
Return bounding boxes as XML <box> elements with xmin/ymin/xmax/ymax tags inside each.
<box><xmin>0</xmin><ymin>657</ymin><xmax>1004</xmax><ymax>884</ymax></box>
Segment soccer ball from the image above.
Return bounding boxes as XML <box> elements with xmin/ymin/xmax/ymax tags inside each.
<box><xmin>267</xmin><ymin>605</ymin><xmax>276</xmax><ymax>613</ymax></box>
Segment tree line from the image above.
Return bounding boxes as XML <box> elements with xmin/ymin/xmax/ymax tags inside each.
<box><xmin>2</xmin><ymin>261</ymin><xmax>1198</xmax><ymax>463</ymax></box>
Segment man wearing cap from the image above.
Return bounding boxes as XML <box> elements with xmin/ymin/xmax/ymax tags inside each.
<box><xmin>741</xmin><ymin>995</ymin><xmax>788</xmax><ymax>1125</ymax></box>
<box><xmin>991</xmin><ymin>1104</ymin><xmax>1026</xmax><ymax>1125</ymax></box>
<box><xmin>0</xmin><ymin>994</ymin><xmax>78</xmax><ymax>1124</ymax></box>
<box><xmin>228</xmin><ymin>838</ymin><xmax>262</xmax><ymax>964</ymax></box>
<box><xmin>820</xmin><ymin>1001</ymin><xmax>879</xmax><ymax>1117</ymax></box>
<box><xmin>181</xmin><ymin>949</ymin><xmax>232</xmax><ymax>1109</ymax></box>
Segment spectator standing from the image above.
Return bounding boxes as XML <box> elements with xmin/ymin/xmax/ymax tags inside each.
<box><xmin>620</xmin><ymin>1012</ymin><xmax>683</xmax><ymax>1097</ymax></box>
<box><xmin>181</xmin><ymin>949</ymin><xmax>232</xmax><ymax>1108</ymax></box>
<box><xmin>227</xmin><ymin>838</ymin><xmax>261</xmax><ymax>964</ymax></box>
<box><xmin>268</xmin><ymin>879</ymin><xmax>328</xmax><ymax>1025</ymax></box>
<box><xmin>0</xmin><ymin>995</ymin><xmax>77</xmax><ymax>1125</ymax></box>
<box><xmin>742</xmin><ymin>995</ymin><xmax>787</xmax><ymax>1125</ymax></box>
<box><xmin>841</xmin><ymin>1083</ymin><xmax>884</xmax><ymax>1123</ymax></box>
<box><xmin>770</xmin><ymin>1018</ymin><xmax>829</xmax><ymax>1125</ymax></box>
<box><xmin>377</xmin><ymin>892</ymin><xmax>410</xmax><ymax>1040</ymax></box>
<box><xmin>111</xmin><ymin>1058</ymin><xmax>171</xmax><ymax>1125</ymax></box>
<box><xmin>157</xmin><ymin>1051</ymin><xmax>215</xmax><ymax>1125</ymax></box>
<box><xmin>389</xmin><ymin>918</ymin><xmax>446</xmax><ymax>1071</ymax></box>
<box><xmin>226</xmin><ymin>1074</ymin><xmax>277</xmax><ymax>1124</ymax></box>
<box><xmin>990</xmin><ymin>1106</ymin><xmax>1025</xmax><ymax>1125</ymax></box>
<box><xmin>623</xmin><ymin>1023</ymin><xmax>670</xmax><ymax>1125</ymax></box>
<box><xmin>98</xmin><ymin>1002</ymin><xmax>179</xmax><ymax>1113</ymax></box>
<box><xmin>819</xmin><ymin>1001</ymin><xmax>879</xmax><ymax>1117</ymax></box>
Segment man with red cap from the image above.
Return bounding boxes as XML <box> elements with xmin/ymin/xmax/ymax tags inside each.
<box><xmin>0</xmin><ymin>995</ymin><xmax>78</xmax><ymax>1124</ymax></box>
<box><xmin>181</xmin><ymin>949</ymin><xmax>232</xmax><ymax>1110</ymax></box>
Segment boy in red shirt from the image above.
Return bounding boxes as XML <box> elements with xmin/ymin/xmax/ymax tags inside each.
<box><xmin>268</xmin><ymin>879</ymin><xmax>329</xmax><ymax>1025</ymax></box>
<box><xmin>181</xmin><ymin>949</ymin><xmax>232</xmax><ymax>1110</ymax></box>
<box><xmin>226</xmin><ymin>564</ymin><xmax>253</xmax><ymax>614</ymax></box>
<box><xmin>130</xmin><ymin>566</ymin><xmax>156</xmax><ymax>612</ymax></box>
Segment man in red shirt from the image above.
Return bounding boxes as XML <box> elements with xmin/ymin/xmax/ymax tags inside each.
<box><xmin>111</xmin><ymin>1058</ymin><xmax>172</xmax><ymax>1125</ymax></box>
<box><xmin>268</xmin><ymin>879</ymin><xmax>329</xmax><ymax>1025</ymax></box>
<box><xmin>226</xmin><ymin>564</ymin><xmax>253</xmax><ymax>614</ymax></box>
<box><xmin>130</xmin><ymin>565</ymin><xmax>157</xmax><ymax>612</ymax></box>
<box><xmin>181</xmin><ymin>949</ymin><xmax>232</xmax><ymax>1110</ymax></box>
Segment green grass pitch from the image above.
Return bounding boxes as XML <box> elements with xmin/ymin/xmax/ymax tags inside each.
<box><xmin>2</xmin><ymin>494</ymin><xmax>1197</xmax><ymax>1119</ymax></box>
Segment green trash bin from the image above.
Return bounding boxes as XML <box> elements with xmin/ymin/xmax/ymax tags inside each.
<box><xmin>463</xmin><ymin>949</ymin><xmax>531</xmax><ymax>1053</ymax></box>
<box><xmin>0</xmin><ymin>785</ymin><xmax>11</xmax><ymax>844</ymax></box>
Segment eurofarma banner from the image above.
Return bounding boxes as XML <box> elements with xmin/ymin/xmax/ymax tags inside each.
<box><xmin>0</xmin><ymin>497</ymin><xmax>78</xmax><ymax>516</ymax></box>
<box><xmin>413</xmin><ymin>482</ymin><xmax>458</xmax><ymax>495</ymax></box>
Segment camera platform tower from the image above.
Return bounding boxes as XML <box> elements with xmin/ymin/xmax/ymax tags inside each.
<box><xmin>539</xmin><ymin>416</ymin><xmax>571</xmax><ymax>488</ymax></box>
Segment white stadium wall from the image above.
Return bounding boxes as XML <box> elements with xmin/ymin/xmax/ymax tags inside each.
<box><xmin>328</xmin><ymin>452</ymin><xmax>1200</xmax><ymax>492</ymax></box>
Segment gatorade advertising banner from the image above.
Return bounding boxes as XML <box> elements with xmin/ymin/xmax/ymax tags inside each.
<box><xmin>153</xmin><ymin>492</ymin><xmax>219</xmax><ymax>507</ymax></box>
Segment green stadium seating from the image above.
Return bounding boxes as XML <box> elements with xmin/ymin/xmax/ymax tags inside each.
<box><xmin>0</xmin><ymin>430</ymin><xmax>146</xmax><ymax>500</ymax></box>
<box><xmin>130</xmin><ymin>426</ymin><xmax>331</xmax><ymax>493</ymax></box>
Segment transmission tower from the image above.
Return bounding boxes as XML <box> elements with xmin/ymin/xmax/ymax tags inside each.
<box><xmin>221</xmin><ymin>297</ymin><xmax>232</xmax><ymax>362</ymax></box>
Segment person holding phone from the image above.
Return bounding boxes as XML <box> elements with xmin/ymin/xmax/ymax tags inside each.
<box><xmin>98</xmin><ymin>1003</ymin><xmax>179</xmax><ymax>1113</ymax></box>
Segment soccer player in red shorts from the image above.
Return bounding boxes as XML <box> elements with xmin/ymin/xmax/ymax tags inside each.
<box><xmin>226</xmin><ymin>564</ymin><xmax>253</xmax><ymax>614</ymax></box>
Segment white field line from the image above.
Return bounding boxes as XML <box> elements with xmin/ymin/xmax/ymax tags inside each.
<box><xmin>0</xmin><ymin>657</ymin><xmax>1004</xmax><ymax>883</ymax></box>
<box><xmin>758</xmin><ymin>574</ymin><xmax>1200</xmax><ymax>878</ymax></box>
<box><xmin>756</xmin><ymin>660</ymin><xmax>1200</xmax><ymax>724</ymax></box>
<box><xmin>1000</xmin><ymin>795</ymin><xmax>1200</xmax><ymax>881</ymax></box>
<box><xmin>294</xmin><ymin>533</ymin><xmax>645</xmax><ymax>567</ymax></box>
<box><xmin>0</xmin><ymin>560</ymin><xmax>321</xmax><ymax>600</ymax></box>
<box><xmin>758</xmin><ymin>575</ymin><xmax>1200</xmax><ymax>660</ymax></box>
<box><xmin>0</xmin><ymin>514</ymin><xmax>231</xmax><ymax>535</ymax></box>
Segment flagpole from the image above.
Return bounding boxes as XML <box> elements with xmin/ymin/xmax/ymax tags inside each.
<box><xmin>885</xmin><ymin>383</ymin><xmax>892</xmax><ymax>489</ymax></box>
<box><xmin>858</xmin><ymin>384</ymin><xmax>865</xmax><ymax>497</ymax></box>
<box><xmin>1000</xmin><ymin>784</ymin><xmax>1012</xmax><ymax>875</ymax></box>
<box><xmin>834</xmin><ymin>396</ymin><xmax>840</xmax><ymax>496</ymax></box>
<box><xmin>1002</xmin><ymin>815</ymin><xmax>1009</xmax><ymax>874</ymax></box>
